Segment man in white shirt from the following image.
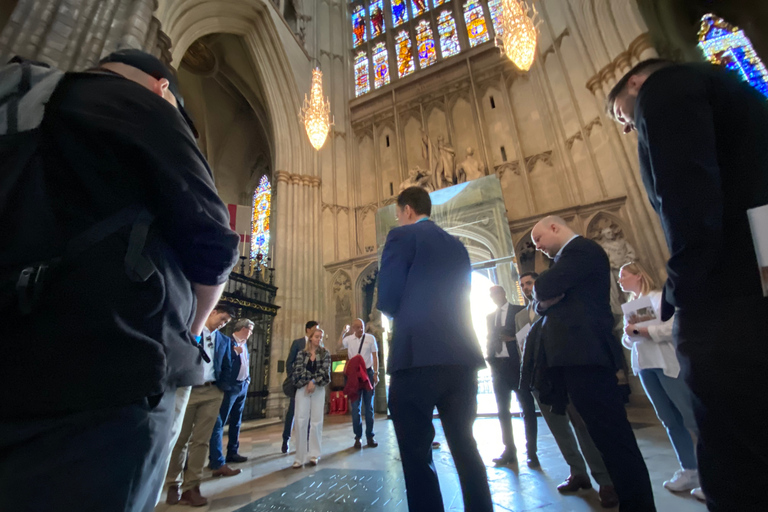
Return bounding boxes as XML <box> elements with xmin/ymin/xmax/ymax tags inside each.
<box><xmin>341</xmin><ymin>318</ymin><xmax>379</xmax><ymax>448</ymax></box>
<box><xmin>485</xmin><ymin>286</ymin><xmax>537</xmax><ymax>467</ymax></box>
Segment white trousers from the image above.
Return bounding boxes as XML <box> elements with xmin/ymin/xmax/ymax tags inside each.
<box><xmin>294</xmin><ymin>385</ymin><xmax>326</xmax><ymax>464</ymax></box>
<box><xmin>155</xmin><ymin>386</ymin><xmax>191</xmax><ymax>504</ymax></box>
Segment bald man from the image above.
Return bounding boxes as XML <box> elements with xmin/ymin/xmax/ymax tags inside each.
<box><xmin>530</xmin><ymin>216</ymin><xmax>655</xmax><ymax>512</ymax></box>
<box><xmin>341</xmin><ymin>318</ymin><xmax>379</xmax><ymax>448</ymax></box>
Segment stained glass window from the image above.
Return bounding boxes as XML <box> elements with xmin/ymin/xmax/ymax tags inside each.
<box><xmin>416</xmin><ymin>19</ymin><xmax>437</xmax><ymax>68</ymax></box>
<box><xmin>396</xmin><ymin>30</ymin><xmax>415</xmax><ymax>78</ymax></box>
<box><xmin>488</xmin><ymin>0</ymin><xmax>503</xmax><ymax>36</ymax></box>
<box><xmin>432</xmin><ymin>0</ymin><xmax>448</xmax><ymax>6</ymax></box>
<box><xmin>698</xmin><ymin>14</ymin><xmax>768</xmax><ymax>98</ymax></box>
<box><xmin>372</xmin><ymin>42</ymin><xmax>391</xmax><ymax>88</ymax></box>
<box><xmin>251</xmin><ymin>175</ymin><xmax>271</xmax><ymax>268</ymax></box>
<box><xmin>411</xmin><ymin>0</ymin><xmax>429</xmax><ymax>18</ymax></box>
<box><xmin>354</xmin><ymin>51</ymin><xmax>370</xmax><ymax>96</ymax></box>
<box><xmin>437</xmin><ymin>10</ymin><xmax>461</xmax><ymax>58</ymax></box>
<box><xmin>369</xmin><ymin>0</ymin><xmax>385</xmax><ymax>38</ymax></box>
<box><xmin>463</xmin><ymin>0</ymin><xmax>490</xmax><ymax>47</ymax></box>
<box><xmin>352</xmin><ymin>5</ymin><xmax>367</xmax><ymax>48</ymax></box>
<box><xmin>392</xmin><ymin>0</ymin><xmax>409</xmax><ymax>27</ymax></box>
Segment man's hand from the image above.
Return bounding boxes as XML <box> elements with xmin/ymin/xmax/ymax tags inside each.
<box><xmin>233</xmin><ymin>345</ymin><xmax>244</xmax><ymax>355</ymax></box>
<box><xmin>538</xmin><ymin>294</ymin><xmax>565</xmax><ymax>311</ymax></box>
<box><xmin>306</xmin><ymin>381</ymin><xmax>316</xmax><ymax>395</ymax></box>
<box><xmin>624</xmin><ymin>323</ymin><xmax>650</xmax><ymax>339</ymax></box>
<box><xmin>373</xmin><ymin>373</ymin><xmax>380</xmax><ymax>385</ymax></box>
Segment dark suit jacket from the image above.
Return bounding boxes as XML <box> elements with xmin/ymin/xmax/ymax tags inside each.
<box><xmin>377</xmin><ymin>219</ymin><xmax>486</xmax><ymax>373</ymax></box>
<box><xmin>207</xmin><ymin>330</ymin><xmax>231</xmax><ymax>386</ymax></box>
<box><xmin>286</xmin><ymin>337</ymin><xmax>305</xmax><ymax>377</ymax></box>
<box><xmin>635</xmin><ymin>63</ymin><xmax>768</xmax><ymax>318</ymax></box>
<box><xmin>218</xmin><ymin>339</ymin><xmax>249</xmax><ymax>391</ymax></box>
<box><xmin>486</xmin><ymin>303</ymin><xmax>525</xmax><ymax>388</ymax></box>
<box><xmin>533</xmin><ymin>236</ymin><xmax>622</xmax><ymax>369</ymax></box>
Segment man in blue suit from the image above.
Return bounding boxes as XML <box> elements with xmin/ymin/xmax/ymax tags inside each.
<box><xmin>378</xmin><ymin>187</ymin><xmax>492</xmax><ymax>512</ymax></box>
<box><xmin>209</xmin><ymin>318</ymin><xmax>254</xmax><ymax>470</ymax></box>
<box><xmin>281</xmin><ymin>320</ymin><xmax>319</xmax><ymax>454</ymax></box>
<box><xmin>164</xmin><ymin>304</ymin><xmax>240</xmax><ymax>507</ymax></box>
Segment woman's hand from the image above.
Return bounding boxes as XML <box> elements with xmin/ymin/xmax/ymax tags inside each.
<box><xmin>306</xmin><ymin>380</ymin><xmax>316</xmax><ymax>395</ymax></box>
<box><xmin>624</xmin><ymin>323</ymin><xmax>650</xmax><ymax>339</ymax></box>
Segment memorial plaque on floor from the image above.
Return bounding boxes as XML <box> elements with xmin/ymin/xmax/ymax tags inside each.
<box><xmin>235</xmin><ymin>469</ymin><xmax>407</xmax><ymax>511</ymax></box>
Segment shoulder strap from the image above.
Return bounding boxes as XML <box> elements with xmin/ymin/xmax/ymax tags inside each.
<box><xmin>358</xmin><ymin>333</ymin><xmax>366</xmax><ymax>356</ymax></box>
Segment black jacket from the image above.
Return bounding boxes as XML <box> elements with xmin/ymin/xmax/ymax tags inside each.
<box><xmin>533</xmin><ymin>237</ymin><xmax>622</xmax><ymax>369</ymax></box>
<box><xmin>636</xmin><ymin>63</ymin><xmax>768</xmax><ymax>318</ymax></box>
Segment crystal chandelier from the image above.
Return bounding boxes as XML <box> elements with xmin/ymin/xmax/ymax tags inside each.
<box><xmin>301</xmin><ymin>67</ymin><xmax>334</xmax><ymax>150</ymax></box>
<box><xmin>496</xmin><ymin>0</ymin><xmax>540</xmax><ymax>72</ymax></box>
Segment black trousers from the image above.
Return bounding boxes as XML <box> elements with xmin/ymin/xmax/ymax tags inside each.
<box><xmin>389</xmin><ymin>365</ymin><xmax>493</xmax><ymax>512</ymax></box>
<box><xmin>282</xmin><ymin>396</ymin><xmax>295</xmax><ymax>441</ymax></box>
<box><xmin>676</xmin><ymin>297</ymin><xmax>768</xmax><ymax>511</ymax></box>
<box><xmin>0</xmin><ymin>391</ymin><xmax>175</xmax><ymax>512</ymax></box>
<box><xmin>558</xmin><ymin>366</ymin><xmax>656</xmax><ymax>512</ymax></box>
<box><xmin>489</xmin><ymin>358</ymin><xmax>537</xmax><ymax>457</ymax></box>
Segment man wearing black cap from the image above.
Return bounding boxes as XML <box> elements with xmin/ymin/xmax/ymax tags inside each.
<box><xmin>0</xmin><ymin>50</ymin><xmax>239</xmax><ymax>512</ymax></box>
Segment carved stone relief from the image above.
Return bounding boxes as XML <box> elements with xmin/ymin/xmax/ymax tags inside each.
<box><xmin>457</xmin><ymin>146</ymin><xmax>485</xmax><ymax>183</ymax></box>
<box><xmin>588</xmin><ymin>215</ymin><xmax>638</xmax><ymax>315</ymax></box>
<box><xmin>332</xmin><ymin>271</ymin><xmax>352</xmax><ymax>344</ymax></box>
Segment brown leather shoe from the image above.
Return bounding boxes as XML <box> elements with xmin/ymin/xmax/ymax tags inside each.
<box><xmin>165</xmin><ymin>485</ymin><xmax>180</xmax><ymax>505</ymax></box>
<box><xmin>366</xmin><ymin>437</ymin><xmax>378</xmax><ymax>448</ymax></box>
<box><xmin>354</xmin><ymin>438</ymin><xmax>362</xmax><ymax>449</ymax></box>
<box><xmin>179</xmin><ymin>486</ymin><xmax>208</xmax><ymax>507</ymax></box>
<box><xmin>599</xmin><ymin>485</ymin><xmax>619</xmax><ymax>508</ymax></box>
<box><xmin>557</xmin><ymin>474</ymin><xmax>592</xmax><ymax>493</ymax></box>
<box><xmin>212</xmin><ymin>464</ymin><xmax>242</xmax><ymax>477</ymax></box>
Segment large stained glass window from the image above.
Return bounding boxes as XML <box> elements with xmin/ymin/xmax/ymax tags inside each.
<box><xmin>437</xmin><ymin>10</ymin><xmax>461</xmax><ymax>58</ymax></box>
<box><xmin>251</xmin><ymin>175</ymin><xmax>271</xmax><ymax>268</ymax></box>
<box><xmin>416</xmin><ymin>19</ymin><xmax>437</xmax><ymax>68</ymax></box>
<box><xmin>392</xmin><ymin>0</ymin><xmax>409</xmax><ymax>27</ymax></box>
<box><xmin>488</xmin><ymin>0</ymin><xmax>502</xmax><ymax>36</ymax></box>
<box><xmin>369</xmin><ymin>0</ymin><xmax>386</xmax><ymax>38</ymax></box>
<box><xmin>463</xmin><ymin>0</ymin><xmax>490</xmax><ymax>47</ymax></box>
<box><xmin>352</xmin><ymin>5</ymin><xmax>367</xmax><ymax>48</ymax></box>
<box><xmin>354</xmin><ymin>51</ymin><xmax>370</xmax><ymax>96</ymax></box>
<box><xmin>698</xmin><ymin>14</ymin><xmax>768</xmax><ymax>98</ymax></box>
<box><xmin>432</xmin><ymin>0</ymin><xmax>448</xmax><ymax>6</ymax></box>
<box><xmin>396</xmin><ymin>30</ymin><xmax>415</xmax><ymax>77</ymax></box>
<box><xmin>373</xmin><ymin>42</ymin><xmax>391</xmax><ymax>88</ymax></box>
<box><xmin>411</xmin><ymin>0</ymin><xmax>429</xmax><ymax>18</ymax></box>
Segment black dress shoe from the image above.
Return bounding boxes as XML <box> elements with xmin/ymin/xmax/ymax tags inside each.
<box><xmin>492</xmin><ymin>451</ymin><xmax>518</xmax><ymax>466</ymax></box>
<box><xmin>526</xmin><ymin>454</ymin><xmax>540</xmax><ymax>468</ymax></box>
<box><xmin>354</xmin><ymin>438</ymin><xmax>362</xmax><ymax>449</ymax></box>
<box><xmin>226</xmin><ymin>453</ymin><xmax>248</xmax><ymax>463</ymax></box>
<box><xmin>281</xmin><ymin>439</ymin><xmax>288</xmax><ymax>454</ymax></box>
<box><xmin>366</xmin><ymin>437</ymin><xmax>378</xmax><ymax>448</ymax></box>
<box><xmin>557</xmin><ymin>474</ymin><xmax>592</xmax><ymax>493</ymax></box>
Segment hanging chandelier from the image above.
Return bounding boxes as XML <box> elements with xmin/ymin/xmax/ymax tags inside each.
<box><xmin>496</xmin><ymin>0</ymin><xmax>540</xmax><ymax>72</ymax></box>
<box><xmin>301</xmin><ymin>67</ymin><xmax>334</xmax><ymax>150</ymax></box>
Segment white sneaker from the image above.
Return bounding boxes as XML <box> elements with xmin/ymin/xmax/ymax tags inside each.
<box><xmin>292</xmin><ymin>461</ymin><xmax>302</xmax><ymax>469</ymax></box>
<box><xmin>663</xmin><ymin>469</ymin><xmax>699</xmax><ymax>492</ymax></box>
<box><xmin>691</xmin><ymin>487</ymin><xmax>705</xmax><ymax>501</ymax></box>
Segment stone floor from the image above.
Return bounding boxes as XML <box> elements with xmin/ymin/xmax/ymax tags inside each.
<box><xmin>155</xmin><ymin>407</ymin><xmax>706</xmax><ymax>512</ymax></box>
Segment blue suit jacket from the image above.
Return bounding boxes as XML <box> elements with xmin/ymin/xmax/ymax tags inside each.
<box><xmin>211</xmin><ymin>330</ymin><xmax>233</xmax><ymax>389</ymax></box>
<box><xmin>377</xmin><ymin>219</ymin><xmax>486</xmax><ymax>374</ymax></box>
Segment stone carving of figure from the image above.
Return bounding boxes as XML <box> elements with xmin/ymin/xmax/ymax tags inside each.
<box><xmin>399</xmin><ymin>166</ymin><xmax>434</xmax><ymax>192</ymax></box>
<box><xmin>591</xmin><ymin>224</ymin><xmax>637</xmax><ymax>315</ymax></box>
<box><xmin>421</xmin><ymin>130</ymin><xmax>438</xmax><ymax>189</ymax></box>
<box><xmin>436</xmin><ymin>136</ymin><xmax>456</xmax><ymax>188</ymax></box>
<box><xmin>456</xmin><ymin>146</ymin><xmax>485</xmax><ymax>183</ymax></box>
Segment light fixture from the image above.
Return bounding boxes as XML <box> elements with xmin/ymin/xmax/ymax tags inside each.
<box><xmin>496</xmin><ymin>0</ymin><xmax>539</xmax><ymax>72</ymax></box>
<box><xmin>301</xmin><ymin>67</ymin><xmax>334</xmax><ymax>150</ymax></box>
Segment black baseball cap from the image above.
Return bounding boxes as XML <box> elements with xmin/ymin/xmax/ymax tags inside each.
<box><xmin>99</xmin><ymin>49</ymin><xmax>199</xmax><ymax>137</ymax></box>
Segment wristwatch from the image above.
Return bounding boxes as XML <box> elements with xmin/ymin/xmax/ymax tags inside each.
<box><xmin>632</xmin><ymin>329</ymin><xmax>639</xmax><ymax>335</ymax></box>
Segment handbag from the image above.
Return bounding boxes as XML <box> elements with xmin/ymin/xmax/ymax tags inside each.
<box><xmin>282</xmin><ymin>375</ymin><xmax>296</xmax><ymax>399</ymax></box>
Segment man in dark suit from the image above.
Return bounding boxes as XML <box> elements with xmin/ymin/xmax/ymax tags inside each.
<box><xmin>209</xmin><ymin>319</ymin><xmax>254</xmax><ymax>470</ymax></box>
<box><xmin>486</xmin><ymin>286</ymin><xmax>538</xmax><ymax>468</ymax></box>
<box><xmin>531</xmin><ymin>216</ymin><xmax>655</xmax><ymax>512</ymax></box>
<box><xmin>608</xmin><ymin>58</ymin><xmax>768</xmax><ymax>509</ymax></box>
<box><xmin>282</xmin><ymin>320</ymin><xmax>318</xmax><ymax>454</ymax></box>
<box><xmin>378</xmin><ymin>187</ymin><xmax>492</xmax><ymax>512</ymax></box>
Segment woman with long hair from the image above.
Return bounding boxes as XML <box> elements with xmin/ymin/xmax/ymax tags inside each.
<box><xmin>618</xmin><ymin>262</ymin><xmax>702</xmax><ymax>498</ymax></box>
<box><xmin>291</xmin><ymin>326</ymin><xmax>332</xmax><ymax>468</ymax></box>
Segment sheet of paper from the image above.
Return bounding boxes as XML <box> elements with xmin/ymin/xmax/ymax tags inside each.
<box><xmin>516</xmin><ymin>323</ymin><xmax>532</xmax><ymax>353</ymax></box>
<box><xmin>621</xmin><ymin>295</ymin><xmax>661</xmax><ymax>328</ymax></box>
<box><xmin>748</xmin><ymin>204</ymin><xmax>768</xmax><ymax>297</ymax></box>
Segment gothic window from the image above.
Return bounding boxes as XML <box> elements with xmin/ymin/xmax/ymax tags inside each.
<box><xmin>392</xmin><ymin>0</ymin><xmax>409</xmax><ymax>27</ymax></box>
<box><xmin>416</xmin><ymin>19</ymin><xmax>437</xmax><ymax>68</ymax></box>
<box><xmin>396</xmin><ymin>30</ymin><xmax>415</xmax><ymax>77</ymax></box>
<box><xmin>355</xmin><ymin>51</ymin><xmax>371</xmax><ymax>96</ymax></box>
<box><xmin>432</xmin><ymin>0</ymin><xmax>448</xmax><ymax>6</ymax></box>
<box><xmin>411</xmin><ymin>0</ymin><xmax>429</xmax><ymax>18</ymax></box>
<box><xmin>488</xmin><ymin>0</ymin><xmax>502</xmax><ymax>36</ymax></box>
<box><xmin>251</xmin><ymin>176</ymin><xmax>271</xmax><ymax>268</ymax></box>
<box><xmin>463</xmin><ymin>0</ymin><xmax>490</xmax><ymax>47</ymax></box>
<box><xmin>369</xmin><ymin>0</ymin><xmax>386</xmax><ymax>38</ymax></box>
<box><xmin>373</xmin><ymin>42</ymin><xmax>391</xmax><ymax>88</ymax></box>
<box><xmin>698</xmin><ymin>14</ymin><xmax>768</xmax><ymax>98</ymax></box>
<box><xmin>437</xmin><ymin>10</ymin><xmax>461</xmax><ymax>58</ymax></box>
<box><xmin>352</xmin><ymin>5</ymin><xmax>367</xmax><ymax>47</ymax></box>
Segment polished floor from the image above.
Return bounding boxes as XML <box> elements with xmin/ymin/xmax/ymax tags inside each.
<box><xmin>155</xmin><ymin>407</ymin><xmax>706</xmax><ymax>512</ymax></box>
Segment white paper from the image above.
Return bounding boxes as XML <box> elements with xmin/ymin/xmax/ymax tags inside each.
<box><xmin>516</xmin><ymin>323</ymin><xmax>532</xmax><ymax>353</ymax></box>
<box><xmin>621</xmin><ymin>296</ymin><xmax>661</xmax><ymax>328</ymax></box>
<box><xmin>747</xmin><ymin>204</ymin><xmax>768</xmax><ymax>297</ymax></box>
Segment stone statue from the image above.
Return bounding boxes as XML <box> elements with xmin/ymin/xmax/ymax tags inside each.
<box><xmin>399</xmin><ymin>166</ymin><xmax>434</xmax><ymax>192</ymax></box>
<box><xmin>436</xmin><ymin>136</ymin><xmax>456</xmax><ymax>188</ymax></box>
<box><xmin>421</xmin><ymin>130</ymin><xmax>438</xmax><ymax>189</ymax></box>
<box><xmin>333</xmin><ymin>273</ymin><xmax>352</xmax><ymax>343</ymax></box>
<box><xmin>591</xmin><ymin>223</ymin><xmax>637</xmax><ymax>315</ymax></box>
<box><xmin>457</xmin><ymin>147</ymin><xmax>485</xmax><ymax>183</ymax></box>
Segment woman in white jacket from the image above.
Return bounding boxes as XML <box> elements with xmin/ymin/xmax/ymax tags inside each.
<box><xmin>618</xmin><ymin>262</ymin><xmax>702</xmax><ymax>498</ymax></box>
